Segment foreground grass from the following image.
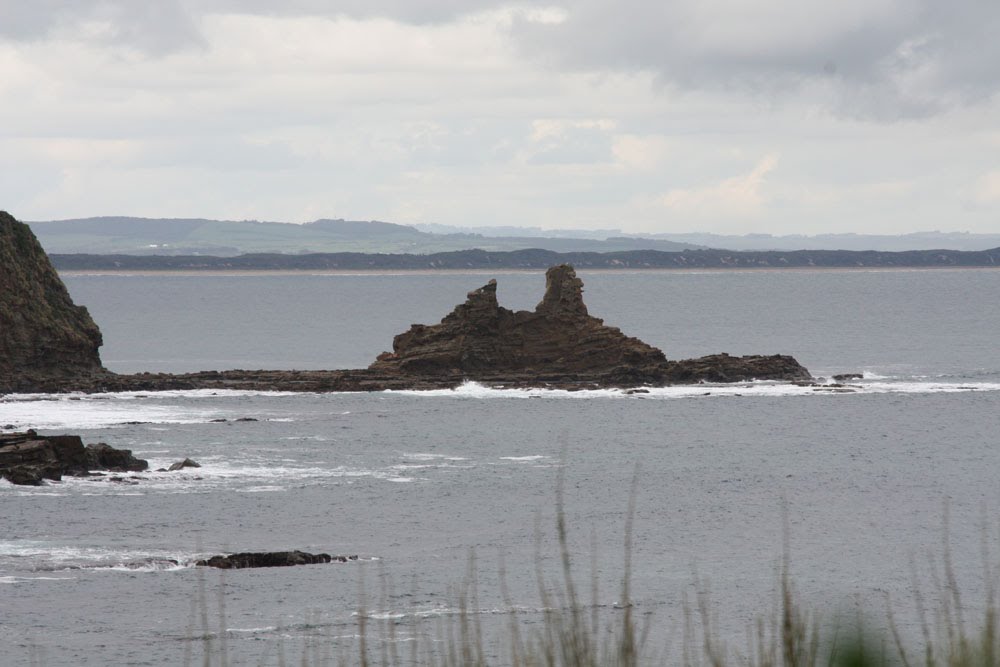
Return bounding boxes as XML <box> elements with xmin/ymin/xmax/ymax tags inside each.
<box><xmin>185</xmin><ymin>493</ymin><xmax>1000</xmax><ymax>667</ymax></box>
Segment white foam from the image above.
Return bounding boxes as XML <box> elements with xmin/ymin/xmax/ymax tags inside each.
<box><xmin>385</xmin><ymin>379</ymin><xmax>1000</xmax><ymax>399</ymax></box>
<box><xmin>499</xmin><ymin>455</ymin><xmax>548</xmax><ymax>462</ymax></box>
<box><xmin>356</xmin><ymin>604</ymin><xmax>545</xmax><ymax>621</ymax></box>
<box><xmin>0</xmin><ymin>389</ymin><xmax>313</xmax><ymax>430</ymax></box>
<box><xmin>4</xmin><ymin>389</ymin><xmax>310</xmax><ymax>401</ymax></box>
<box><xmin>0</xmin><ymin>396</ymin><xmax>218</xmax><ymax>430</ymax></box>
<box><xmin>400</xmin><ymin>453</ymin><xmax>468</xmax><ymax>462</ymax></box>
<box><xmin>0</xmin><ymin>541</ymin><xmax>197</xmax><ymax>571</ymax></box>
<box><xmin>0</xmin><ymin>575</ymin><xmax>75</xmax><ymax>584</ymax></box>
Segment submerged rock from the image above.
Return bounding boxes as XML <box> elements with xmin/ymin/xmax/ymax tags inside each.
<box><xmin>195</xmin><ymin>550</ymin><xmax>351</xmax><ymax>569</ymax></box>
<box><xmin>85</xmin><ymin>442</ymin><xmax>148</xmax><ymax>472</ymax></box>
<box><xmin>168</xmin><ymin>458</ymin><xmax>201</xmax><ymax>471</ymax></box>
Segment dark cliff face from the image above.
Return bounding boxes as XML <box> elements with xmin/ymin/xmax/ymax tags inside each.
<box><xmin>371</xmin><ymin>264</ymin><xmax>667</xmax><ymax>376</ymax></box>
<box><xmin>0</xmin><ymin>211</ymin><xmax>106</xmax><ymax>393</ymax></box>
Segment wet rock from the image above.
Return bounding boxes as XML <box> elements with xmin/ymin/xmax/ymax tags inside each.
<box><xmin>1</xmin><ymin>432</ymin><xmax>148</xmax><ymax>485</ymax></box>
<box><xmin>832</xmin><ymin>373</ymin><xmax>864</xmax><ymax>381</ymax></box>
<box><xmin>168</xmin><ymin>458</ymin><xmax>201</xmax><ymax>471</ymax></box>
<box><xmin>85</xmin><ymin>443</ymin><xmax>148</xmax><ymax>472</ymax></box>
<box><xmin>0</xmin><ymin>438</ymin><xmax>63</xmax><ymax>484</ymax></box>
<box><xmin>195</xmin><ymin>551</ymin><xmax>337</xmax><ymax>569</ymax></box>
<box><xmin>107</xmin><ymin>476</ymin><xmax>139</xmax><ymax>484</ymax></box>
<box><xmin>2</xmin><ymin>466</ymin><xmax>46</xmax><ymax>485</ymax></box>
<box><xmin>234</xmin><ymin>417</ymin><xmax>258</xmax><ymax>422</ymax></box>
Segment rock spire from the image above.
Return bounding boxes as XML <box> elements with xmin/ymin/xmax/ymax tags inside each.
<box><xmin>371</xmin><ymin>264</ymin><xmax>667</xmax><ymax>377</ymax></box>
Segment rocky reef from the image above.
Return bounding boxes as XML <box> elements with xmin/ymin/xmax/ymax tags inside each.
<box><xmin>0</xmin><ymin>431</ymin><xmax>148</xmax><ymax>485</ymax></box>
<box><xmin>0</xmin><ymin>211</ymin><xmax>110</xmax><ymax>394</ymax></box>
<box><xmin>0</xmin><ymin>211</ymin><xmax>810</xmax><ymax>394</ymax></box>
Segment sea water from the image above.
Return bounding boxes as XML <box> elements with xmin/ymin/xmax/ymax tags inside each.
<box><xmin>2</xmin><ymin>268</ymin><xmax>999</xmax><ymax>665</ymax></box>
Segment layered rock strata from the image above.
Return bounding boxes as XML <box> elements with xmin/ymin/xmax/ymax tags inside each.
<box><xmin>0</xmin><ymin>431</ymin><xmax>148</xmax><ymax>485</ymax></box>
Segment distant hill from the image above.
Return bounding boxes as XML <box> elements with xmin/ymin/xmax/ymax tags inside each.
<box><xmin>621</xmin><ymin>231</ymin><xmax>1000</xmax><ymax>252</ymax></box>
<box><xmin>415</xmin><ymin>223</ymin><xmax>1000</xmax><ymax>251</ymax></box>
<box><xmin>27</xmin><ymin>216</ymin><xmax>1000</xmax><ymax>255</ymax></box>
<box><xmin>50</xmin><ymin>247</ymin><xmax>1000</xmax><ymax>271</ymax></box>
<box><xmin>27</xmin><ymin>217</ymin><xmax>702</xmax><ymax>256</ymax></box>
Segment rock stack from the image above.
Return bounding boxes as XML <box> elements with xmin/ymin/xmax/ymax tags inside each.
<box><xmin>372</xmin><ymin>265</ymin><xmax>668</xmax><ymax>377</ymax></box>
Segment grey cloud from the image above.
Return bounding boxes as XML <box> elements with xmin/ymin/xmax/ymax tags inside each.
<box><xmin>4</xmin><ymin>0</ymin><xmax>997</xmax><ymax>118</ymax></box>
<box><xmin>507</xmin><ymin>0</ymin><xmax>1000</xmax><ymax>119</ymax></box>
<box><xmin>527</xmin><ymin>125</ymin><xmax>613</xmax><ymax>166</ymax></box>
<box><xmin>197</xmin><ymin>0</ymin><xmax>503</xmax><ymax>24</ymax></box>
<box><xmin>0</xmin><ymin>0</ymin><xmax>203</xmax><ymax>53</ymax></box>
<box><xmin>0</xmin><ymin>0</ymin><xmax>507</xmax><ymax>53</ymax></box>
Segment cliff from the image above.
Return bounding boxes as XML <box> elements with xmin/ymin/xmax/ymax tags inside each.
<box><xmin>0</xmin><ymin>211</ymin><xmax>109</xmax><ymax>393</ymax></box>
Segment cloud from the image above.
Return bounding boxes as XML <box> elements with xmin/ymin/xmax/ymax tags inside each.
<box><xmin>0</xmin><ymin>0</ymin><xmax>203</xmax><ymax>53</ymax></box>
<box><xmin>659</xmin><ymin>154</ymin><xmax>779</xmax><ymax>217</ymax></box>
<box><xmin>509</xmin><ymin>0</ymin><xmax>1000</xmax><ymax>119</ymax></box>
<box><xmin>973</xmin><ymin>171</ymin><xmax>1000</xmax><ymax>205</ymax></box>
<box><xmin>4</xmin><ymin>1</ymin><xmax>996</xmax><ymax>117</ymax></box>
<box><xmin>525</xmin><ymin>119</ymin><xmax>616</xmax><ymax>165</ymax></box>
<box><xmin>1</xmin><ymin>2</ymin><xmax>998</xmax><ymax>234</ymax></box>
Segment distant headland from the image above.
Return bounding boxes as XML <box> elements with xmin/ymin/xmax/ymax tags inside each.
<box><xmin>49</xmin><ymin>246</ymin><xmax>1000</xmax><ymax>272</ymax></box>
<box><xmin>1</xmin><ymin>210</ymin><xmax>812</xmax><ymax>395</ymax></box>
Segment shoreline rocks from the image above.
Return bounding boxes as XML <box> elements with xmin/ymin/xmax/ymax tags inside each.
<box><xmin>0</xmin><ymin>431</ymin><xmax>149</xmax><ymax>485</ymax></box>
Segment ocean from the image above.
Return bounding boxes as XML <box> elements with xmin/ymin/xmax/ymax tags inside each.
<box><xmin>2</xmin><ymin>268</ymin><xmax>1000</xmax><ymax>665</ymax></box>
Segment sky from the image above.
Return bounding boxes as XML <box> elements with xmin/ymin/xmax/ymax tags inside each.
<box><xmin>1</xmin><ymin>1</ymin><xmax>998</xmax><ymax>235</ymax></box>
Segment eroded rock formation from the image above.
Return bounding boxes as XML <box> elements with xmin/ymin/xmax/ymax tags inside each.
<box><xmin>372</xmin><ymin>265</ymin><xmax>666</xmax><ymax>377</ymax></box>
<box><xmin>0</xmin><ymin>211</ymin><xmax>109</xmax><ymax>393</ymax></box>
<box><xmin>370</xmin><ymin>264</ymin><xmax>810</xmax><ymax>385</ymax></box>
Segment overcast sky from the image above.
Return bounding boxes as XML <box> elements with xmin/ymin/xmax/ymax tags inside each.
<box><xmin>1</xmin><ymin>1</ymin><xmax>998</xmax><ymax>234</ymax></box>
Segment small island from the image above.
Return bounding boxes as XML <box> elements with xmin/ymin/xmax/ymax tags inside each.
<box><xmin>1</xmin><ymin>210</ymin><xmax>810</xmax><ymax>395</ymax></box>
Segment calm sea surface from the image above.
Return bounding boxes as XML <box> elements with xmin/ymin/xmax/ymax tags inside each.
<box><xmin>2</xmin><ymin>269</ymin><xmax>1000</xmax><ymax>665</ymax></box>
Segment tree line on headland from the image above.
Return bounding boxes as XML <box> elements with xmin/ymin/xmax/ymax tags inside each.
<box><xmin>51</xmin><ymin>246</ymin><xmax>1000</xmax><ymax>271</ymax></box>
